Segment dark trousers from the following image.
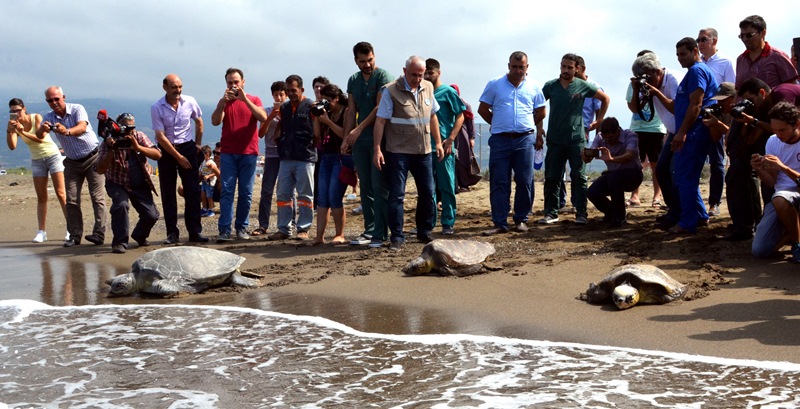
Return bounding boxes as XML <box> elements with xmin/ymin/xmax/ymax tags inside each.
<box><xmin>725</xmin><ymin>158</ymin><xmax>762</xmax><ymax>235</ymax></box>
<box><xmin>63</xmin><ymin>152</ymin><xmax>106</xmax><ymax>241</ymax></box>
<box><xmin>106</xmin><ymin>181</ymin><xmax>159</xmax><ymax>247</ymax></box>
<box><xmin>257</xmin><ymin>157</ymin><xmax>281</xmax><ymax>230</ymax></box>
<box><xmin>587</xmin><ymin>169</ymin><xmax>643</xmax><ymax>223</ymax></box>
<box><xmin>385</xmin><ymin>151</ymin><xmax>435</xmax><ymax>243</ymax></box>
<box><xmin>656</xmin><ymin>132</ymin><xmax>680</xmax><ymax>221</ymax></box>
<box><xmin>157</xmin><ymin>141</ymin><xmax>202</xmax><ymax>238</ymax></box>
<box><xmin>707</xmin><ymin>138</ymin><xmax>725</xmax><ymax>207</ymax></box>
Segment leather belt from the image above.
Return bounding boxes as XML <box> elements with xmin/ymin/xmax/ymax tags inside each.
<box><xmin>74</xmin><ymin>147</ymin><xmax>99</xmax><ymax>162</ymax></box>
<box><xmin>496</xmin><ymin>129</ymin><xmax>535</xmax><ymax>138</ymax></box>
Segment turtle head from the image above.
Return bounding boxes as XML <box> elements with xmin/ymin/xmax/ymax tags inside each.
<box><xmin>402</xmin><ymin>257</ymin><xmax>433</xmax><ymax>275</ymax></box>
<box><xmin>107</xmin><ymin>274</ymin><xmax>136</xmax><ymax>296</ymax></box>
<box><xmin>612</xmin><ymin>283</ymin><xmax>639</xmax><ymax>310</ymax></box>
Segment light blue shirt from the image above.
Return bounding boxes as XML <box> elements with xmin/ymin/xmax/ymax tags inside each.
<box><xmin>43</xmin><ymin>103</ymin><xmax>99</xmax><ymax>160</ymax></box>
<box><xmin>479</xmin><ymin>75</ymin><xmax>545</xmax><ymax>134</ymax></box>
<box><xmin>376</xmin><ymin>76</ymin><xmax>439</xmax><ymax>119</ymax></box>
<box><xmin>702</xmin><ymin>52</ymin><xmax>736</xmax><ymax>85</ymax></box>
<box><xmin>582</xmin><ymin>78</ymin><xmax>602</xmax><ymax>130</ymax></box>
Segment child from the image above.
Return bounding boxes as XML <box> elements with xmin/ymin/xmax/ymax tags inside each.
<box><xmin>199</xmin><ymin>145</ymin><xmax>220</xmax><ymax>217</ymax></box>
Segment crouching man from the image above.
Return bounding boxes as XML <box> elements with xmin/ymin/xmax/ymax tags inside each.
<box><xmin>751</xmin><ymin>102</ymin><xmax>800</xmax><ymax>263</ymax></box>
<box><xmin>95</xmin><ymin>113</ymin><xmax>162</xmax><ymax>254</ymax></box>
<box><xmin>584</xmin><ymin>117</ymin><xmax>643</xmax><ymax>227</ymax></box>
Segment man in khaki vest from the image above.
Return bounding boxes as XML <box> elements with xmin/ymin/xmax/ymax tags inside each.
<box><xmin>373</xmin><ymin>56</ymin><xmax>445</xmax><ymax>252</ymax></box>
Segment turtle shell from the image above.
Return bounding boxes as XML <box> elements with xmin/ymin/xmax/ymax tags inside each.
<box><xmin>132</xmin><ymin>247</ymin><xmax>246</xmax><ymax>292</ymax></box>
<box><xmin>425</xmin><ymin>239</ymin><xmax>496</xmax><ymax>267</ymax></box>
<box><xmin>584</xmin><ymin>264</ymin><xmax>686</xmax><ymax>305</ymax></box>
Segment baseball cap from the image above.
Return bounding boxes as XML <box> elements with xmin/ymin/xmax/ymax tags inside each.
<box><xmin>711</xmin><ymin>82</ymin><xmax>735</xmax><ymax>100</ymax></box>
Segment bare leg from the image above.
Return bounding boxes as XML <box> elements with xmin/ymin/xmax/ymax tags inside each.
<box><xmin>650</xmin><ymin>162</ymin><xmax>662</xmax><ymax>203</ymax></box>
<box><xmin>51</xmin><ymin>171</ymin><xmax>67</xmax><ymax>219</ymax></box>
<box><xmin>33</xmin><ymin>176</ymin><xmax>49</xmax><ymax>231</ymax></box>
<box><xmin>313</xmin><ymin>206</ymin><xmax>330</xmax><ymax>245</ymax></box>
<box><xmin>331</xmin><ymin>207</ymin><xmax>346</xmax><ymax>244</ymax></box>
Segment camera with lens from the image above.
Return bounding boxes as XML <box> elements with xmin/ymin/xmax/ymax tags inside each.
<box><xmin>701</xmin><ymin>104</ymin><xmax>723</xmax><ymax>120</ymax></box>
<box><xmin>730</xmin><ymin>99</ymin><xmax>755</xmax><ymax>119</ymax></box>
<box><xmin>231</xmin><ymin>86</ymin><xmax>239</xmax><ymax>97</ymax></box>
<box><xmin>96</xmin><ymin>110</ymin><xmax>133</xmax><ymax>149</ymax></box>
<box><xmin>310</xmin><ymin>99</ymin><xmax>331</xmax><ymax>117</ymax></box>
<box><xmin>635</xmin><ymin>73</ymin><xmax>651</xmax><ymax>96</ymax></box>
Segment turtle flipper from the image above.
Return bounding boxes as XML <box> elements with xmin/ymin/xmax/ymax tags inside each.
<box><xmin>452</xmin><ymin>264</ymin><xmax>486</xmax><ymax>277</ymax></box>
<box><xmin>231</xmin><ymin>272</ymin><xmax>261</xmax><ymax>288</ymax></box>
<box><xmin>149</xmin><ymin>278</ymin><xmax>196</xmax><ymax>295</ymax></box>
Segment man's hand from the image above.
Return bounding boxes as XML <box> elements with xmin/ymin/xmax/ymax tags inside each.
<box><xmin>127</xmin><ymin>133</ymin><xmax>141</xmax><ymax>151</ymax></box>
<box><xmin>534</xmin><ymin>130</ymin><xmax>545</xmax><ymax>150</ymax></box>
<box><xmin>177</xmin><ymin>154</ymin><xmax>192</xmax><ymax>169</ymax></box>
<box><xmin>436</xmin><ymin>143</ymin><xmax>445</xmax><ymax>161</ymax></box>
<box><xmin>344</xmin><ymin>128</ymin><xmax>362</xmax><ymax>147</ymax></box>
<box><xmin>671</xmin><ymin>132</ymin><xmax>686</xmax><ymax>152</ymax></box>
<box><xmin>442</xmin><ymin>138</ymin><xmax>454</xmax><ymax>156</ymax></box>
<box><xmin>373</xmin><ymin>148</ymin><xmax>384</xmax><ymax>170</ymax></box>
<box><xmin>598</xmin><ymin>147</ymin><xmax>612</xmax><ymax>161</ymax></box>
<box><xmin>702</xmin><ymin>115</ymin><xmax>720</xmax><ymax>127</ymax></box>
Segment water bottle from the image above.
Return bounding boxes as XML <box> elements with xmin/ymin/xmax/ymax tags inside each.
<box><xmin>534</xmin><ymin>148</ymin><xmax>544</xmax><ymax>170</ymax></box>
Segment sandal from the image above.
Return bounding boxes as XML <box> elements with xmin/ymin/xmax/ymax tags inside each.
<box><xmin>251</xmin><ymin>227</ymin><xmax>267</xmax><ymax>236</ymax></box>
<box><xmin>651</xmin><ymin>199</ymin><xmax>663</xmax><ymax>208</ymax></box>
<box><xmin>626</xmin><ymin>199</ymin><xmax>641</xmax><ymax>207</ymax></box>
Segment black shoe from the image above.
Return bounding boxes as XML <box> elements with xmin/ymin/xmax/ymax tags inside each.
<box><xmin>84</xmin><ymin>234</ymin><xmax>104</xmax><ymax>245</ymax></box>
<box><xmin>111</xmin><ymin>244</ymin><xmax>127</xmax><ymax>254</ymax></box>
<box><xmin>189</xmin><ymin>234</ymin><xmax>209</xmax><ymax>243</ymax></box>
<box><xmin>389</xmin><ymin>241</ymin><xmax>404</xmax><ymax>252</ymax></box>
<box><xmin>720</xmin><ymin>231</ymin><xmax>753</xmax><ymax>241</ymax></box>
<box><xmin>63</xmin><ymin>238</ymin><xmax>80</xmax><ymax>248</ymax></box>
<box><xmin>131</xmin><ymin>235</ymin><xmax>150</xmax><ymax>247</ymax></box>
<box><xmin>417</xmin><ymin>233</ymin><xmax>434</xmax><ymax>244</ymax></box>
<box><xmin>164</xmin><ymin>233</ymin><xmax>179</xmax><ymax>245</ymax></box>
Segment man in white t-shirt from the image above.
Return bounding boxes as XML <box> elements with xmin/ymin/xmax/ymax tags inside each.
<box><xmin>751</xmin><ymin>102</ymin><xmax>800</xmax><ymax>262</ymax></box>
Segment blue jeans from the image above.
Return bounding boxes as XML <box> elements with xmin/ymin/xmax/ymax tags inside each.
<box><xmin>752</xmin><ymin>191</ymin><xmax>800</xmax><ymax>258</ymax></box>
<box><xmin>218</xmin><ymin>153</ymin><xmax>257</xmax><ymax>235</ymax></box>
<box><xmin>257</xmin><ymin>156</ymin><xmax>281</xmax><ymax>230</ymax></box>
<box><xmin>656</xmin><ymin>133</ymin><xmax>680</xmax><ymax>222</ymax></box>
<box><xmin>673</xmin><ymin>126</ymin><xmax>711</xmax><ymax>232</ymax></box>
<box><xmin>276</xmin><ymin>160</ymin><xmax>315</xmax><ymax>234</ymax></box>
<box><xmin>707</xmin><ymin>137</ymin><xmax>725</xmax><ymax>207</ymax></box>
<box><xmin>317</xmin><ymin>153</ymin><xmax>350</xmax><ymax>209</ymax></box>
<box><xmin>488</xmin><ymin>134</ymin><xmax>534</xmax><ymax>229</ymax></box>
<box><xmin>385</xmin><ymin>151</ymin><xmax>435</xmax><ymax>243</ymax></box>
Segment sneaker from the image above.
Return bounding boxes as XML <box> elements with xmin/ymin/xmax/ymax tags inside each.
<box><xmin>538</xmin><ymin>215</ymin><xmax>559</xmax><ymax>224</ymax></box>
<box><xmin>575</xmin><ymin>215</ymin><xmax>588</xmax><ymax>225</ymax></box>
<box><xmin>351</xmin><ymin>205</ymin><xmax>363</xmax><ymax>215</ymax></box>
<box><xmin>296</xmin><ymin>231</ymin><xmax>309</xmax><ymax>240</ymax></box>
<box><xmin>417</xmin><ymin>233</ymin><xmax>434</xmax><ymax>244</ymax></box>
<box><xmin>112</xmin><ymin>244</ymin><xmax>127</xmax><ymax>254</ymax></box>
<box><xmin>708</xmin><ymin>205</ymin><xmax>720</xmax><ymax>217</ymax></box>
<box><xmin>792</xmin><ymin>243</ymin><xmax>800</xmax><ymax>264</ymax></box>
<box><xmin>207</xmin><ymin>210</ymin><xmax>215</xmax><ymax>217</ymax></box>
<box><xmin>442</xmin><ymin>226</ymin><xmax>455</xmax><ymax>235</ymax></box>
<box><xmin>217</xmin><ymin>232</ymin><xmax>233</xmax><ymax>243</ymax></box>
<box><xmin>389</xmin><ymin>241</ymin><xmax>403</xmax><ymax>252</ymax></box>
<box><xmin>409</xmin><ymin>228</ymin><xmax>418</xmax><ymax>235</ymax></box>
<box><xmin>65</xmin><ymin>231</ymin><xmax>70</xmax><ymax>241</ymax></box>
<box><xmin>236</xmin><ymin>229</ymin><xmax>251</xmax><ymax>240</ymax></box>
<box><xmin>63</xmin><ymin>238</ymin><xmax>80</xmax><ymax>247</ymax></box>
<box><xmin>33</xmin><ymin>230</ymin><xmax>47</xmax><ymax>243</ymax></box>
<box><xmin>368</xmin><ymin>238</ymin><xmax>384</xmax><ymax>248</ymax></box>
<box><xmin>201</xmin><ymin>209</ymin><xmax>209</xmax><ymax>217</ymax></box>
<box><xmin>350</xmin><ymin>233</ymin><xmax>372</xmax><ymax>246</ymax></box>
<box><xmin>346</xmin><ymin>193</ymin><xmax>357</xmax><ymax>201</ymax></box>
<box><xmin>513</xmin><ymin>222</ymin><xmax>528</xmax><ymax>232</ymax></box>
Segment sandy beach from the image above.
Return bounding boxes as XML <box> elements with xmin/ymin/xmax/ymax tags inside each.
<box><xmin>1</xmin><ymin>172</ymin><xmax>799</xmax><ymax>365</ymax></box>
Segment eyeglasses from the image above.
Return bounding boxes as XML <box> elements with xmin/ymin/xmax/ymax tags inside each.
<box><xmin>213</xmin><ymin>151</ymin><xmax>221</xmax><ymax>156</ymax></box>
<box><xmin>8</xmin><ymin>109</ymin><xmax>22</xmax><ymax>113</ymax></box>
<box><xmin>696</xmin><ymin>37</ymin><xmax>711</xmax><ymax>43</ymax></box>
<box><xmin>738</xmin><ymin>31</ymin><xmax>760</xmax><ymax>41</ymax></box>
<box><xmin>45</xmin><ymin>97</ymin><xmax>61</xmax><ymax>103</ymax></box>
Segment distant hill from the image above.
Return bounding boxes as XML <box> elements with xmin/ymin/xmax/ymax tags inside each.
<box><xmin>1</xmin><ymin>98</ymin><xmax>221</xmax><ymax>170</ymax></box>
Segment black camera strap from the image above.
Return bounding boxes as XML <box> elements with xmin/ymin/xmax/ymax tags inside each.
<box><xmin>637</xmin><ymin>95</ymin><xmax>655</xmax><ymax>122</ymax></box>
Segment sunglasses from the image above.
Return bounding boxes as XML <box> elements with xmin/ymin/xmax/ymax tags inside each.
<box><xmin>738</xmin><ymin>31</ymin><xmax>760</xmax><ymax>41</ymax></box>
<box><xmin>696</xmin><ymin>37</ymin><xmax>711</xmax><ymax>43</ymax></box>
<box><xmin>213</xmin><ymin>151</ymin><xmax>221</xmax><ymax>155</ymax></box>
<box><xmin>8</xmin><ymin>109</ymin><xmax>22</xmax><ymax>113</ymax></box>
<box><xmin>45</xmin><ymin>97</ymin><xmax>62</xmax><ymax>103</ymax></box>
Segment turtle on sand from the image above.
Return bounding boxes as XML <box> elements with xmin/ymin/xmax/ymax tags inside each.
<box><xmin>107</xmin><ymin>247</ymin><xmax>261</xmax><ymax>296</ymax></box>
<box><xmin>402</xmin><ymin>239</ymin><xmax>496</xmax><ymax>277</ymax></box>
<box><xmin>583</xmin><ymin>264</ymin><xmax>687</xmax><ymax>309</ymax></box>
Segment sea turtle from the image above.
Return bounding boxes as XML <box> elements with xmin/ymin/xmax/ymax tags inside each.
<box><xmin>583</xmin><ymin>264</ymin><xmax>687</xmax><ymax>310</ymax></box>
<box><xmin>402</xmin><ymin>239</ymin><xmax>496</xmax><ymax>277</ymax></box>
<box><xmin>107</xmin><ymin>247</ymin><xmax>261</xmax><ymax>296</ymax></box>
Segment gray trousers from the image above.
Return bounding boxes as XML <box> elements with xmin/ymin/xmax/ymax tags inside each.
<box><xmin>63</xmin><ymin>152</ymin><xmax>106</xmax><ymax>241</ymax></box>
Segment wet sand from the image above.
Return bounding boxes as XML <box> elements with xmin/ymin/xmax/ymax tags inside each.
<box><xmin>1</xmin><ymin>173</ymin><xmax>799</xmax><ymax>364</ymax></box>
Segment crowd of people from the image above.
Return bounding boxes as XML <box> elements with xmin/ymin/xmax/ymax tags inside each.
<box><xmin>6</xmin><ymin>15</ymin><xmax>800</xmax><ymax>262</ymax></box>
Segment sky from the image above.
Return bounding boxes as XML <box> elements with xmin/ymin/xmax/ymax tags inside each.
<box><xmin>2</xmin><ymin>0</ymin><xmax>798</xmax><ymax>131</ymax></box>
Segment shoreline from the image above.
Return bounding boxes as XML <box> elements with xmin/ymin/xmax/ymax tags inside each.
<box><xmin>1</xmin><ymin>173</ymin><xmax>799</xmax><ymax>364</ymax></box>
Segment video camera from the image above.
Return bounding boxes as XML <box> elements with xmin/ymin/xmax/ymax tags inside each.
<box><xmin>96</xmin><ymin>110</ymin><xmax>134</xmax><ymax>149</ymax></box>
<box><xmin>310</xmin><ymin>99</ymin><xmax>331</xmax><ymax>117</ymax></box>
<box><xmin>701</xmin><ymin>104</ymin><xmax>723</xmax><ymax>120</ymax></box>
<box><xmin>730</xmin><ymin>99</ymin><xmax>755</xmax><ymax>119</ymax></box>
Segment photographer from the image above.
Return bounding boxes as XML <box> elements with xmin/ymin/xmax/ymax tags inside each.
<box><xmin>95</xmin><ymin>113</ymin><xmax>161</xmax><ymax>254</ymax></box>
<box><xmin>629</xmin><ymin>52</ymin><xmax>681</xmax><ymax>226</ymax></box>
<box><xmin>583</xmin><ymin>118</ymin><xmax>643</xmax><ymax>227</ymax></box>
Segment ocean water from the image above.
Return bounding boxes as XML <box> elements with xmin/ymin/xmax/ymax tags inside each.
<box><xmin>1</xmin><ymin>300</ymin><xmax>799</xmax><ymax>408</ymax></box>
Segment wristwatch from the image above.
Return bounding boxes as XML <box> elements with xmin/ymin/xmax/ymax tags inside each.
<box><xmin>750</xmin><ymin>118</ymin><xmax>759</xmax><ymax>128</ymax></box>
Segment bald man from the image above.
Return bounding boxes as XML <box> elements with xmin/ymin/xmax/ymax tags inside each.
<box><xmin>151</xmin><ymin>74</ymin><xmax>208</xmax><ymax>244</ymax></box>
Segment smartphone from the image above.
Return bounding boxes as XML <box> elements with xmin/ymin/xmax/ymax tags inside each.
<box><xmin>9</xmin><ymin>113</ymin><xmax>18</xmax><ymax>121</ymax></box>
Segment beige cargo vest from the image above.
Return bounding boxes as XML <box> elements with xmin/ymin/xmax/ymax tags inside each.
<box><xmin>383</xmin><ymin>77</ymin><xmax>434</xmax><ymax>155</ymax></box>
